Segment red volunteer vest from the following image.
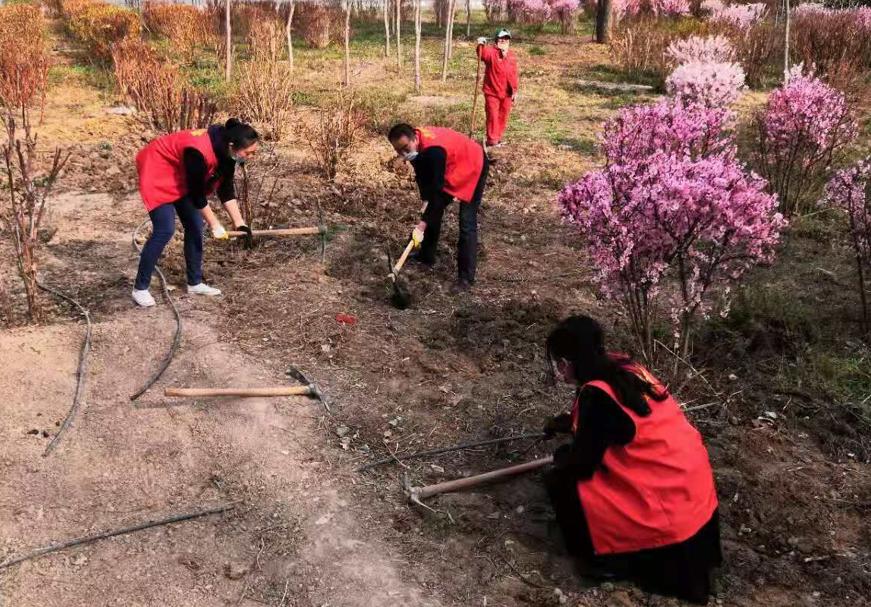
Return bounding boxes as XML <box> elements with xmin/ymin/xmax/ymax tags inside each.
<box><xmin>571</xmin><ymin>363</ymin><xmax>718</xmax><ymax>555</ymax></box>
<box><xmin>136</xmin><ymin>129</ymin><xmax>220</xmax><ymax>211</ymax></box>
<box><xmin>416</xmin><ymin>127</ymin><xmax>485</xmax><ymax>203</ymax></box>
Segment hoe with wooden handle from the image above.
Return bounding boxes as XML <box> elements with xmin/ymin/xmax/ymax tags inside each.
<box><xmin>407</xmin><ymin>456</ymin><xmax>553</xmax><ymax>503</ymax></box>
<box><xmin>387</xmin><ymin>239</ymin><xmax>416</xmax><ymax>309</ymax></box>
<box><xmin>227</xmin><ymin>198</ymin><xmax>329</xmax><ymax>262</ymax></box>
<box><xmin>165</xmin><ymin>385</ymin><xmax>323</xmax><ymax>399</ymax></box>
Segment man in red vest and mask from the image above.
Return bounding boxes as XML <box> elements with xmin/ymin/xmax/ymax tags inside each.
<box><xmin>542</xmin><ymin>315</ymin><xmax>721</xmax><ymax>604</ymax></box>
<box><xmin>476</xmin><ymin>29</ymin><xmax>519</xmax><ymax>148</ymax></box>
<box><xmin>387</xmin><ymin>123</ymin><xmax>489</xmax><ymax>293</ymax></box>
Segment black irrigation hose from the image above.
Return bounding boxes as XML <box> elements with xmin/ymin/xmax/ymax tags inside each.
<box><xmin>36</xmin><ymin>281</ymin><xmax>92</xmax><ymax>457</ymax></box>
<box><xmin>129</xmin><ymin>220</ymin><xmax>182</xmax><ymax>401</ymax></box>
<box><xmin>355</xmin><ymin>432</ymin><xmax>547</xmax><ymax>472</ymax></box>
<box><xmin>0</xmin><ymin>503</ymin><xmax>235</xmax><ymax>570</ymax></box>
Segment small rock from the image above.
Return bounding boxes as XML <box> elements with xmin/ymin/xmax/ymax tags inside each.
<box><xmin>71</xmin><ymin>553</ymin><xmax>88</xmax><ymax>566</ymax></box>
<box><xmin>601</xmin><ymin>582</ymin><xmax>615</xmax><ymax>592</ymax></box>
<box><xmin>515</xmin><ymin>505</ymin><xmax>524</xmax><ymax>514</ymax></box>
<box><xmin>223</xmin><ymin>561</ymin><xmax>248</xmax><ymax>580</ymax></box>
<box><xmin>430</xmin><ymin>464</ymin><xmax>445</xmax><ymax>473</ymax></box>
<box><xmin>335</xmin><ymin>425</ymin><xmax>350</xmax><ymax>437</ymax></box>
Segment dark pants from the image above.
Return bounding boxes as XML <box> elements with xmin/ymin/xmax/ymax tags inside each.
<box><xmin>134</xmin><ymin>197</ymin><xmax>203</xmax><ymax>290</ymax></box>
<box><xmin>544</xmin><ymin>469</ymin><xmax>722</xmax><ymax>605</ymax></box>
<box><xmin>419</xmin><ymin>155</ymin><xmax>489</xmax><ymax>284</ymax></box>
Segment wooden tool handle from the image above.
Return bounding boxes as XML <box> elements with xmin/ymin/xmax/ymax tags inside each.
<box><xmin>227</xmin><ymin>227</ymin><xmax>322</xmax><ymax>237</ymax></box>
<box><xmin>165</xmin><ymin>386</ymin><xmax>312</xmax><ymax>398</ymax></box>
<box><xmin>412</xmin><ymin>456</ymin><xmax>553</xmax><ymax>500</ymax></box>
<box><xmin>392</xmin><ymin>239</ymin><xmax>416</xmax><ymax>276</ymax></box>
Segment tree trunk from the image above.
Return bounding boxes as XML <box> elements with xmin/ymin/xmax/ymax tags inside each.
<box><xmin>225</xmin><ymin>0</ymin><xmax>232</xmax><ymax>80</ymax></box>
<box><xmin>414</xmin><ymin>0</ymin><xmax>421</xmax><ymax>92</ymax></box>
<box><xmin>465</xmin><ymin>0</ymin><xmax>471</xmax><ymax>38</ymax></box>
<box><xmin>286</xmin><ymin>0</ymin><xmax>295</xmax><ymax>72</ymax></box>
<box><xmin>383</xmin><ymin>0</ymin><xmax>391</xmax><ymax>58</ymax></box>
<box><xmin>395</xmin><ymin>0</ymin><xmax>402</xmax><ymax>69</ymax></box>
<box><xmin>441</xmin><ymin>0</ymin><xmax>455</xmax><ymax>80</ymax></box>
<box><xmin>343</xmin><ymin>0</ymin><xmax>351</xmax><ymax>86</ymax></box>
<box><xmin>595</xmin><ymin>0</ymin><xmax>612</xmax><ymax>44</ymax></box>
<box><xmin>783</xmin><ymin>0</ymin><xmax>790</xmax><ymax>82</ymax></box>
<box><xmin>447</xmin><ymin>0</ymin><xmax>455</xmax><ymax>59</ymax></box>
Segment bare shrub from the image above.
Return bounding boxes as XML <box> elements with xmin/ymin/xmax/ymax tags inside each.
<box><xmin>143</xmin><ymin>1</ymin><xmax>214</xmax><ymax>64</ymax></box>
<box><xmin>708</xmin><ymin>20</ymin><xmax>781</xmax><ymax>88</ymax></box>
<box><xmin>295</xmin><ymin>0</ymin><xmax>346</xmax><ymax>49</ymax></box>
<box><xmin>0</xmin><ymin>4</ymin><xmax>50</xmax><ymax>117</ymax></box>
<box><xmin>306</xmin><ymin>92</ymin><xmax>366</xmax><ymax>180</ymax></box>
<box><xmin>791</xmin><ymin>12</ymin><xmax>871</xmax><ymax>93</ymax></box>
<box><xmin>1</xmin><ymin>112</ymin><xmax>70</xmax><ymax>323</ymax></box>
<box><xmin>62</xmin><ymin>0</ymin><xmax>141</xmax><ymax>64</ymax></box>
<box><xmin>610</xmin><ymin>17</ymin><xmax>708</xmax><ymax>85</ymax></box>
<box><xmin>232</xmin><ymin>20</ymin><xmax>294</xmax><ymax>140</ymax></box>
<box><xmin>112</xmin><ymin>38</ymin><xmax>217</xmax><ymax>133</ymax></box>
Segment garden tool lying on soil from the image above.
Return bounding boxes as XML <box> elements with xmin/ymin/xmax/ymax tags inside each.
<box><xmin>406</xmin><ymin>456</ymin><xmax>553</xmax><ymax>503</ymax></box>
<box><xmin>164</xmin><ymin>365</ymin><xmax>330</xmax><ymax>412</ymax></box>
<box><xmin>386</xmin><ymin>238</ymin><xmax>416</xmax><ymax>309</ymax></box>
<box><xmin>226</xmin><ymin>200</ymin><xmax>328</xmax><ymax>262</ymax></box>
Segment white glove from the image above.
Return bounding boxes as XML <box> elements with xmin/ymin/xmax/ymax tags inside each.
<box><xmin>411</xmin><ymin>226</ymin><xmax>425</xmax><ymax>249</ymax></box>
<box><xmin>477</xmin><ymin>37</ymin><xmax>487</xmax><ymax>45</ymax></box>
<box><xmin>211</xmin><ymin>224</ymin><xmax>229</xmax><ymax>240</ymax></box>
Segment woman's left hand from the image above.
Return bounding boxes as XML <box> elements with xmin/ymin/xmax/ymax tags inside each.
<box><xmin>236</xmin><ymin>224</ymin><xmax>254</xmax><ymax>249</ymax></box>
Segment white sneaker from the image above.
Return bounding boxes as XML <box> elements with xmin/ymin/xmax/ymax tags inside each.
<box><xmin>132</xmin><ymin>289</ymin><xmax>156</xmax><ymax>307</ymax></box>
<box><xmin>187</xmin><ymin>282</ymin><xmax>222</xmax><ymax>297</ymax></box>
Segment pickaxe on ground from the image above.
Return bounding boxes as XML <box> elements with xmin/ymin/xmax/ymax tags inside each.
<box><xmin>285</xmin><ymin>364</ymin><xmax>331</xmax><ymax>413</ymax></box>
<box><xmin>405</xmin><ymin>457</ymin><xmax>553</xmax><ymax>504</ymax></box>
<box><xmin>227</xmin><ymin>198</ymin><xmax>328</xmax><ymax>262</ymax></box>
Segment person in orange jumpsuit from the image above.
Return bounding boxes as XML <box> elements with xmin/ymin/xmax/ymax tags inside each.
<box><xmin>476</xmin><ymin>29</ymin><xmax>519</xmax><ymax>148</ymax></box>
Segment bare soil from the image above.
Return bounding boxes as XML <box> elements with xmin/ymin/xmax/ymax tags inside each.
<box><xmin>2</xmin><ymin>31</ymin><xmax>870</xmax><ymax>607</ymax></box>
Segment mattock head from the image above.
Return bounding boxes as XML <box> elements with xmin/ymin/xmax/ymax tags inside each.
<box><xmin>316</xmin><ymin>197</ymin><xmax>326</xmax><ymax>264</ymax></box>
<box><xmin>286</xmin><ymin>364</ymin><xmax>331</xmax><ymax>413</ymax></box>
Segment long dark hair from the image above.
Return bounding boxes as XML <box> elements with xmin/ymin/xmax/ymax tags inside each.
<box><xmin>224</xmin><ymin>118</ymin><xmax>259</xmax><ymax>150</ymax></box>
<box><xmin>545</xmin><ymin>315</ymin><xmax>666</xmax><ymax>416</ymax></box>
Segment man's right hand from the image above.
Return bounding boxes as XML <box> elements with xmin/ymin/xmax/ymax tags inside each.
<box><xmin>477</xmin><ymin>37</ymin><xmax>487</xmax><ymax>45</ymax></box>
<box><xmin>411</xmin><ymin>226</ymin><xmax>425</xmax><ymax>250</ymax></box>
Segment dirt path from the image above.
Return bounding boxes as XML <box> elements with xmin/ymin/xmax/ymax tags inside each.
<box><xmin>0</xmin><ymin>192</ymin><xmax>442</xmax><ymax>607</ymax></box>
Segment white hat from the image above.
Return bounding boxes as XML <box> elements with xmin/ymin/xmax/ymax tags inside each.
<box><xmin>496</xmin><ymin>29</ymin><xmax>511</xmax><ymax>39</ymax></box>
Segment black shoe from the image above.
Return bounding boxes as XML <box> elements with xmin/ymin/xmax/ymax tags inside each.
<box><xmin>450</xmin><ymin>279</ymin><xmax>472</xmax><ymax>294</ymax></box>
<box><xmin>410</xmin><ymin>252</ymin><xmax>435</xmax><ymax>268</ymax></box>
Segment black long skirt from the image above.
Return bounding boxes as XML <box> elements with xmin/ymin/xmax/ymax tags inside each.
<box><xmin>544</xmin><ymin>469</ymin><xmax>722</xmax><ymax>605</ymax></box>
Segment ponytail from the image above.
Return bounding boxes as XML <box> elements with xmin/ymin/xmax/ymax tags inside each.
<box><xmin>224</xmin><ymin>118</ymin><xmax>259</xmax><ymax>149</ymax></box>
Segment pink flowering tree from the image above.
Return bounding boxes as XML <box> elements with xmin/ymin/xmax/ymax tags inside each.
<box><xmin>666</xmin><ymin>35</ymin><xmax>735</xmax><ymax>66</ymax></box>
<box><xmin>666</xmin><ymin>61</ymin><xmax>745</xmax><ymax>108</ymax></box>
<box><xmin>754</xmin><ymin>65</ymin><xmax>858</xmax><ymax>216</ymax></box>
<box><xmin>709</xmin><ymin>2</ymin><xmax>766</xmax><ymax>29</ymax></box>
<box><xmin>824</xmin><ymin>158</ymin><xmax>871</xmax><ymax>332</ymax></box>
<box><xmin>559</xmin><ymin>99</ymin><xmax>785</xmax><ymax>358</ymax></box>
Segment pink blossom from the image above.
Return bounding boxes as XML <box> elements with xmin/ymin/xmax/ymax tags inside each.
<box><xmin>666</xmin><ymin>35</ymin><xmax>735</xmax><ymax>66</ymax></box>
<box><xmin>559</xmin><ymin>98</ymin><xmax>785</xmax><ymax>353</ymax></box>
<box><xmin>666</xmin><ymin>61</ymin><xmax>745</xmax><ymax>108</ymax></box>
<box><xmin>823</xmin><ymin>157</ymin><xmax>871</xmax><ymax>324</ymax></box>
<box><xmin>793</xmin><ymin>2</ymin><xmax>829</xmax><ymax>18</ymax></box>
<box><xmin>755</xmin><ymin>65</ymin><xmax>857</xmax><ymax>214</ymax></box>
<box><xmin>700</xmin><ymin>0</ymin><xmax>724</xmax><ymax>14</ymax></box>
<box><xmin>709</xmin><ymin>2</ymin><xmax>766</xmax><ymax>29</ymax></box>
<box><xmin>651</xmin><ymin>0</ymin><xmax>691</xmax><ymax>16</ymax></box>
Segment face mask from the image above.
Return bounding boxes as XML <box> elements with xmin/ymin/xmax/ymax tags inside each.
<box><xmin>404</xmin><ymin>151</ymin><xmax>418</xmax><ymax>161</ymax></box>
<box><xmin>231</xmin><ymin>154</ymin><xmax>246</xmax><ymax>165</ymax></box>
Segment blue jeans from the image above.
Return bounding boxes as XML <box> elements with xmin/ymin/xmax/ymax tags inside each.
<box><xmin>134</xmin><ymin>197</ymin><xmax>203</xmax><ymax>290</ymax></box>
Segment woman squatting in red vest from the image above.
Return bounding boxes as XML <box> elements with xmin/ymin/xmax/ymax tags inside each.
<box><xmin>476</xmin><ymin>29</ymin><xmax>519</xmax><ymax>148</ymax></box>
<box><xmin>387</xmin><ymin>123</ymin><xmax>489</xmax><ymax>293</ymax></box>
<box><xmin>131</xmin><ymin>119</ymin><xmax>259</xmax><ymax>307</ymax></box>
<box><xmin>542</xmin><ymin>315</ymin><xmax>721</xmax><ymax>604</ymax></box>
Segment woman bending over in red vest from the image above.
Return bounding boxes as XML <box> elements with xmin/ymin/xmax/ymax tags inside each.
<box><xmin>132</xmin><ymin>118</ymin><xmax>259</xmax><ymax>307</ymax></box>
<box><xmin>542</xmin><ymin>315</ymin><xmax>721</xmax><ymax>604</ymax></box>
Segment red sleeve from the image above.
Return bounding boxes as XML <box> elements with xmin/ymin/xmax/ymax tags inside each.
<box><xmin>477</xmin><ymin>45</ymin><xmax>497</xmax><ymax>64</ymax></box>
